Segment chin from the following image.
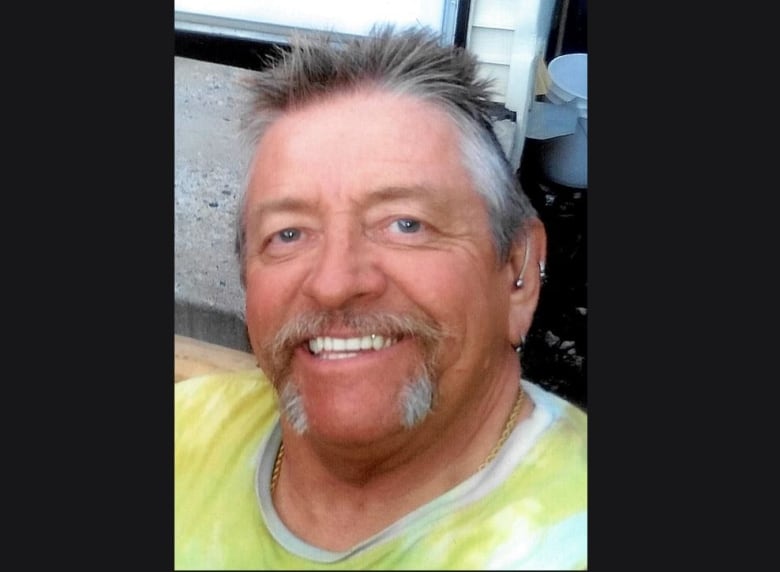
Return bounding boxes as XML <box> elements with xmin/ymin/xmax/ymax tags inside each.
<box><xmin>279</xmin><ymin>372</ymin><xmax>436</xmax><ymax>439</ymax></box>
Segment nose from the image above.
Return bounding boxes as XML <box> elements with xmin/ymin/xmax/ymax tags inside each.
<box><xmin>300</xmin><ymin>223</ymin><xmax>387</xmax><ymax>309</ymax></box>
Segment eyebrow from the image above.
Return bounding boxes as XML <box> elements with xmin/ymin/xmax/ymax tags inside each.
<box><xmin>363</xmin><ymin>185</ymin><xmax>423</xmax><ymax>203</ymax></box>
<box><xmin>245</xmin><ymin>197</ymin><xmax>317</xmax><ymax>227</ymax></box>
<box><xmin>245</xmin><ymin>184</ymin><xmax>448</xmax><ymax>226</ymax></box>
<box><xmin>360</xmin><ymin>185</ymin><xmax>449</xmax><ymax>211</ymax></box>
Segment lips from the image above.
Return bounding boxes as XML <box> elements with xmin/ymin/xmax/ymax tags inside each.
<box><xmin>307</xmin><ymin>334</ymin><xmax>399</xmax><ymax>359</ymax></box>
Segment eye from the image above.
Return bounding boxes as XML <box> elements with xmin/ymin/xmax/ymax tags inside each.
<box><xmin>392</xmin><ymin>218</ymin><xmax>422</xmax><ymax>234</ymax></box>
<box><xmin>276</xmin><ymin>228</ymin><xmax>301</xmax><ymax>243</ymax></box>
<box><xmin>256</xmin><ymin>224</ymin><xmax>312</xmax><ymax>261</ymax></box>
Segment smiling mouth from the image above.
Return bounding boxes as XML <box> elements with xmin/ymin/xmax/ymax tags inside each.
<box><xmin>306</xmin><ymin>334</ymin><xmax>399</xmax><ymax>359</ymax></box>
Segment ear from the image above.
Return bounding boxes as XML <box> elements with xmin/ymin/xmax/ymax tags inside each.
<box><xmin>506</xmin><ymin>217</ymin><xmax>547</xmax><ymax>347</ymax></box>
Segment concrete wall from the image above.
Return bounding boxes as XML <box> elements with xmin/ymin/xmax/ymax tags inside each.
<box><xmin>175</xmin><ymin>56</ymin><xmax>251</xmax><ymax>351</ymax></box>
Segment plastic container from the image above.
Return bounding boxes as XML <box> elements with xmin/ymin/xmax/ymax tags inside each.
<box><xmin>538</xmin><ymin>53</ymin><xmax>588</xmax><ymax>189</ymax></box>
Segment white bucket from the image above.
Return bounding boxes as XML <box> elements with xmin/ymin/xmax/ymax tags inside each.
<box><xmin>538</xmin><ymin>53</ymin><xmax>588</xmax><ymax>189</ymax></box>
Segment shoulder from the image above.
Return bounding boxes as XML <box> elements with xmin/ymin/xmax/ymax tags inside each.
<box><xmin>480</xmin><ymin>382</ymin><xmax>587</xmax><ymax>568</ymax></box>
<box><xmin>506</xmin><ymin>381</ymin><xmax>587</xmax><ymax>508</ymax></box>
<box><xmin>175</xmin><ymin>369</ymin><xmax>274</xmax><ymax>406</ymax></box>
<box><xmin>175</xmin><ymin>370</ymin><xmax>278</xmax><ymax>448</ymax></box>
<box><xmin>522</xmin><ymin>380</ymin><xmax>587</xmax><ymax>447</ymax></box>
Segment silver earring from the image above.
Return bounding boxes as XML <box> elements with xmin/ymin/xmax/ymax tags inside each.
<box><xmin>539</xmin><ymin>261</ymin><xmax>547</xmax><ymax>283</ymax></box>
<box><xmin>515</xmin><ymin>240</ymin><xmax>531</xmax><ymax>289</ymax></box>
<box><xmin>514</xmin><ymin>335</ymin><xmax>526</xmax><ymax>353</ymax></box>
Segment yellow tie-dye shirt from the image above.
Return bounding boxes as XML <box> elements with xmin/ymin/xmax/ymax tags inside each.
<box><xmin>175</xmin><ymin>370</ymin><xmax>587</xmax><ymax>570</ymax></box>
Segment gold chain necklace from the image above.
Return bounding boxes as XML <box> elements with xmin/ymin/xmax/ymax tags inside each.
<box><xmin>270</xmin><ymin>386</ymin><xmax>525</xmax><ymax>494</ymax></box>
<box><xmin>270</xmin><ymin>441</ymin><xmax>285</xmax><ymax>494</ymax></box>
<box><xmin>477</xmin><ymin>386</ymin><xmax>526</xmax><ymax>472</ymax></box>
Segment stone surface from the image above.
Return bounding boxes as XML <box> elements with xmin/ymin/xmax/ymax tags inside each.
<box><xmin>174</xmin><ymin>56</ymin><xmax>252</xmax><ymax>351</ymax></box>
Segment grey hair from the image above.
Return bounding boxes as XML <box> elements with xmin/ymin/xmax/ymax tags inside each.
<box><xmin>279</xmin><ymin>381</ymin><xmax>308</xmax><ymax>434</ymax></box>
<box><xmin>235</xmin><ymin>24</ymin><xmax>537</xmax><ymax>286</ymax></box>
<box><xmin>399</xmin><ymin>372</ymin><xmax>436</xmax><ymax>429</ymax></box>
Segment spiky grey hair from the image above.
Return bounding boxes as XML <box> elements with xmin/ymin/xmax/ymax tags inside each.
<box><xmin>235</xmin><ymin>25</ymin><xmax>537</xmax><ymax>286</ymax></box>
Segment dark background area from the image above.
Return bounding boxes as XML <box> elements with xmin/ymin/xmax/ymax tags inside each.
<box><xmin>524</xmin><ymin>0</ymin><xmax>587</xmax><ymax>408</ymax></box>
<box><xmin>519</xmin><ymin>140</ymin><xmax>587</xmax><ymax>409</ymax></box>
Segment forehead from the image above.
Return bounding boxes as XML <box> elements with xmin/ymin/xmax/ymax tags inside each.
<box><xmin>245</xmin><ymin>89</ymin><xmax>475</xmax><ymax>206</ymax></box>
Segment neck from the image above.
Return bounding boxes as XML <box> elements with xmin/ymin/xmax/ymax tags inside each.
<box><xmin>271</xmin><ymin>368</ymin><xmax>529</xmax><ymax>550</ymax></box>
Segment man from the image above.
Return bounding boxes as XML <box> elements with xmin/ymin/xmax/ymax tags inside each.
<box><xmin>175</xmin><ymin>25</ymin><xmax>587</xmax><ymax>569</ymax></box>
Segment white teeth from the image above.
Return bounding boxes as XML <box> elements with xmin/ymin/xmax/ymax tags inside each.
<box><xmin>308</xmin><ymin>335</ymin><xmax>397</xmax><ymax>356</ymax></box>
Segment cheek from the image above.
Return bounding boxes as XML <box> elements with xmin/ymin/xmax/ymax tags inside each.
<box><xmin>244</xmin><ymin>267</ymin><xmax>297</xmax><ymax>340</ymax></box>
<box><xmin>388</xmin><ymin>254</ymin><xmax>507</xmax><ymax>340</ymax></box>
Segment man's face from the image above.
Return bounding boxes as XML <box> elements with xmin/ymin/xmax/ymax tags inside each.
<box><xmin>242</xmin><ymin>89</ymin><xmax>515</xmax><ymax>445</ymax></box>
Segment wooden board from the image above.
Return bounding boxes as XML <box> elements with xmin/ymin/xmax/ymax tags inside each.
<box><xmin>174</xmin><ymin>334</ymin><xmax>259</xmax><ymax>383</ymax></box>
<box><xmin>535</xmin><ymin>57</ymin><xmax>551</xmax><ymax>96</ymax></box>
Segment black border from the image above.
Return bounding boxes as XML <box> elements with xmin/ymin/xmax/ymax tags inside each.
<box><xmin>23</xmin><ymin>4</ymin><xmax>176</xmax><ymax>567</ymax></box>
<box><xmin>27</xmin><ymin>0</ymin><xmax>740</xmax><ymax>567</ymax></box>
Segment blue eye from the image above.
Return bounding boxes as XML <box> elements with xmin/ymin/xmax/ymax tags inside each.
<box><xmin>393</xmin><ymin>219</ymin><xmax>421</xmax><ymax>233</ymax></box>
<box><xmin>277</xmin><ymin>228</ymin><xmax>300</xmax><ymax>242</ymax></box>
